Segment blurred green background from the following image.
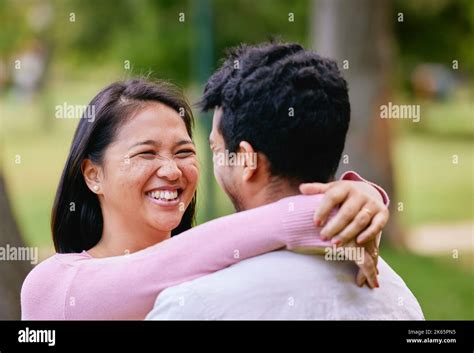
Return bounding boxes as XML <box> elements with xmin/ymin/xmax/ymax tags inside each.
<box><xmin>1</xmin><ymin>0</ymin><xmax>473</xmax><ymax>319</ymax></box>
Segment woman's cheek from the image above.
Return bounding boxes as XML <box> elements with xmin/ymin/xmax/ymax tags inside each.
<box><xmin>180</xmin><ymin>161</ymin><xmax>199</xmax><ymax>205</ymax></box>
<box><xmin>115</xmin><ymin>161</ymin><xmax>156</xmax><ymax>197</ymax></box>
<box><xmin>184</xmin><ymin>161</ymin><xmax>199</xmax><ymax>189</ymax></box>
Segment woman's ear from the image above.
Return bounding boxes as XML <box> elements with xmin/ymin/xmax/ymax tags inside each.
<box><xmin>82</xmin><ymin>159</ymin><xmax>103</xmax><ymax>194</ymax></box>
<box><xmin>238</xmin><ymin>141</ymin><xmax>258</xmax><ymax>182</ymax></box>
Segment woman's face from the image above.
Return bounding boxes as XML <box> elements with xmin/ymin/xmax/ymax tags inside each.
<box><xmin>97</xmin><ymin>102</ymin><xmax>199</xmax><ymax>236</ymax></box>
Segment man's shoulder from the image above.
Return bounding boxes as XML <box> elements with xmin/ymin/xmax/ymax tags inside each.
<box><xmin>146</xmin><ymin>251</ymin><xmax>325</xmax><ymax>320</ymax></box>
<box><xmin>146</xmin><ymin>251</ymin><xmax>355</xmax><ymax>320</ymax></box>
<box><xmin>147</xmin><ymin>251</ymin><xmax>424</xmax><ymax>320</ymax></box>
<box><xmin>156</xmin><ymin>251</ymin><xmax>326</xmax><ymax>298</ymax></box>
<box><xmin>180</xmin><ymin>250</ymin><xmax>341</xmax><ymax>288</ymax></box>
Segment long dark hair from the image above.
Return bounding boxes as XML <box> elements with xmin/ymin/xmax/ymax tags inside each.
<box><xmin>52</xmin><ymin>78</ymin><xmax>196</xmax><ymax>253</ymax></box>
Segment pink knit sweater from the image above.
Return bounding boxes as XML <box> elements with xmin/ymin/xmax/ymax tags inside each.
<box><xmin>21</xmin><ymin>171</ymin><xmax>388</xmax><ymax>320</ymax></box>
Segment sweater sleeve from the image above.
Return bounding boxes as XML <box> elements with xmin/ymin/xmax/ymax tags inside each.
<box><xmin>340</xmin><ymin>170</ymin><xmax>390</xmax><ymax>206</ymax></box>
<box><xmin>64</xmin><ymin>194</ymin><xmax>329</xmax><ymax>320</ymax></box>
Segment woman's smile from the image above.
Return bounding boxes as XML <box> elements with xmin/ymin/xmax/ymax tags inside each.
<box><xmin>145</xmin><ymin>187</ymin><xmax>183</xmax><ymax>207</ymax></box>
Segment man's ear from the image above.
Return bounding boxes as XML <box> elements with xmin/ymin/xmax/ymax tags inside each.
<box><xmin>82</xmin><ymin>159</ymin><xmax>103</xmax><ymax>194</ymax></box>
<box><xmin>238</xmin><ymin>141</ymin><xmax>258</xmax><ymax>182</ymax></box>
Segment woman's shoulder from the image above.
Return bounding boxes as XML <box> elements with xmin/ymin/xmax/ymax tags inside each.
<box><xmin>31</xmin><ymin>251</ymin><xmax>90</xmax><ymax>271</ymax></box>
<box><xmin>21</xmin><ymin>251</ymin><xmax>91</xmax><ymax>319</ymax></box>
<box><xmin>24</xmin><ymin>252</ymin><xmax>92</xmax><ymax>292</ymax></box>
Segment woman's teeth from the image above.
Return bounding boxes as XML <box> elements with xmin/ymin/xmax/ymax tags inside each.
<box><xmin>147</xmin><ymin>190</ymin><xmax>179</xmax><ymax>201</ymax></box>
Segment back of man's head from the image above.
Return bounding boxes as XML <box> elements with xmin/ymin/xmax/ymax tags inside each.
<box><xmin>200</xmin><ymin>42</ymin><xmax>351</xmax><ymax>183</ymax></box>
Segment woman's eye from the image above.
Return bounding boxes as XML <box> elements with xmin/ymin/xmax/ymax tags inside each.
<box><xmin>133</xmin><ymin>151</ymin><xmax>156</xmax><ymax>159</ymax></box>
<box><xmin>176</xmin><ymin>150</ymin><xmax>195</xmax><ymax>158</ymax></box>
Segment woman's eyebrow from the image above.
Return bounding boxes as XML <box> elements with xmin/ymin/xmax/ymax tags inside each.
<box><xmin>128</xmin><ymin>139</ymin><xmax>194</xmax><ymax>150</ymax></box>
<box><xmin>175</xmin><ymin>139</ymin><xmax>195</xmax><ymax>147</ymax></box>
<box><xmin>128</xmin><ymin>140</ymin><xmax>159</xmax><ymax>149</ymax></box>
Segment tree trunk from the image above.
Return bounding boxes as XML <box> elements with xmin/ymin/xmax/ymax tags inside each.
<box><xmin>311</xmin><ymin>0</ymin><xmax>404</xmax><ymax>246</ymax></box>
<box><xmin>0</xmin><ymin>173</ymin><xmax>32</xmax><ymax>319</ymax></box>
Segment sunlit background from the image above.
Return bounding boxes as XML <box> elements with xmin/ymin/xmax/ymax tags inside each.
<box><xmin>1</xmin><ymin>0</ymin><xmax>473</xmax><ymax>319</ymax></box>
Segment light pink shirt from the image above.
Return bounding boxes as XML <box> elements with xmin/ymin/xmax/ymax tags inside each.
<box><xmin>21</xmin><ymin>171</ymin><xmax>388</xmax><ymax>320</ymax></box>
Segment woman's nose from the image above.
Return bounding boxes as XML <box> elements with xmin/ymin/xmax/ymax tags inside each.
<box><xmin>156</xmin><ymin>159</ymin><xmax>182</xmax><ymax>180</ymax></box>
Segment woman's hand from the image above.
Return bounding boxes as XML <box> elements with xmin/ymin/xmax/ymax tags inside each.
<box><xmin>299</xmin><ymin>180</ymin><xmax>389</xmax><ymax>288</ymax></box>
<box><xmin>347</xmin><ymin>237</ymin><xmax>380</xmax><ymax>288</ymax></box>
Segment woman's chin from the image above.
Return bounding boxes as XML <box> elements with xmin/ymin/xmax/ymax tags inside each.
<box><xmin>143</xmin><ymin>196</ymin><xmax>189</xmax><ymax>232</ymax></box>
<box><xmin>148</xmin><ymin>215</ymin><xmax>181</xmax><ymax>233</ymax></box>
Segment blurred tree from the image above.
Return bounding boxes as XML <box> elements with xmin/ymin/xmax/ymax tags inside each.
<box><xmin>191</xmin><ymin>0</ymin><xmax>216</xmax><ymax>221</ymax></box>
<box><xmin>0</xmin><ymin>173</ymin><xmax>32</xmax><ymax>319</ymax></box>
<box><xmin>312</xmin><ymin>0</ymin><xmax>403</xmax><ymax>246</ymax></box>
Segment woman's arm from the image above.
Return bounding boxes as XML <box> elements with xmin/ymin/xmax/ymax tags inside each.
<box><xmin>63</xmin><ymin>173</ymin><xmax>387</xmax><ymax>319</ymax></box>
<box><xmin>65</xmin><ymin>194</ymin><xmax>327</xmax><ymax>319</ymax></box>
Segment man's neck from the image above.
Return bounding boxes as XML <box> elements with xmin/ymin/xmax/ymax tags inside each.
<box><xmin>242</xmin><ymin>179</ymin><xmax>301</xmax><ymax>210</ymax></box>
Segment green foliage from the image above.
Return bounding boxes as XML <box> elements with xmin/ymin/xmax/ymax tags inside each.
<box><xmin>395</xmin><ymin>0</ymin><xmax>474</xmax><ymax>74</ymax></box>
<box><xmin>2</xmin><ymin>0</ymin><xmax>472</xmax><ymax>85</ymax></box>
<box><xmin>0</xmin><ymin>0</ymin><xmax>306</xmax><ymax>86</ymax></box>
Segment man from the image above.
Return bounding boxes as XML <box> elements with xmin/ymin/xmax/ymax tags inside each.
<box><xmin>146</xmin><ymin>42</ymin><xmax>423</xmax><ymax>320</ymax></box>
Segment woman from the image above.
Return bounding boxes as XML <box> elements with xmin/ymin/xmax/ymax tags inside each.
<box><xmin>21</xmin><ymin>78</ymin><xmax>388</xmax><ymax>320</ymax></box>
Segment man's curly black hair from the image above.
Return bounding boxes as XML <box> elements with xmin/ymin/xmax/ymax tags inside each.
<box><xmin>199</xmin><ymin>42</ymin><xmax>350</xmax><ymax>183</ymax></box>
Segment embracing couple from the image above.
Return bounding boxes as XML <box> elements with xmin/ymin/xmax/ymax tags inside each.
<box><xmin>21</xmin><ymin>42</ymin><xmax>423</xmax><ymax>320</ymax></box>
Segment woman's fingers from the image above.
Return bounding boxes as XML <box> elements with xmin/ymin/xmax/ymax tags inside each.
<box><xmin>341</xmin><ymin>239</ymin><xmax>379</xmax><ymax>289</ymax></box>
<box><xmin>355</xmin><ymin>245</ymin><xmax>378</xmax><ymax>289</ymax></box>
<box><xmin>299</xmin><ymin>182</ymin><xmax>334</xmax><ymax>195</ymax></box>
<box><xmin>356</xmin><ymin>208</ymin><xmax>389</xmax><ymax>244</ymax></box>
<box><xmin>367</xmin><ymin>241</ymin><xmax>380</xmax><ymax>285</ymax></box>
<box><xmin>352</xmin><ymin>243</ymin><xmax>380</xmax><ymax>288</ymax></box>
<box><xmin>312</xmin><ymin>182</ymin><xmax>350</xmax><ymax>227</ymax></box>
<box><xmin>299</xmin><ymin>182</ymin><xmax>336</xmax><ymax>227</ymax></box>
<box><xmin>356</xmin><ymin>269</ymin><xmax>366</xmax><ymax>287</ymax></box>
<box><xmin>321</xmin><ymin>200</ymin><xmax>372</xmax><ymax>245</ymax></box>
<box><xmin>363</xmin><ymin>239</ymin><xmax>380</xmax><ymax>286</ymax></box>
<box><xmin>320</xmin><ymin>195</ymin><xmax>365</xmax><ymax>240</ymax></box>
<box><xmin>351</xmin><ymin>238</ymin><xmax>380</xmax><ymax>289</ymax></box>
<box><xmin>361</xmin><ymin>258</ymin><xmax>378</xmax><ymax>289</ymax></box>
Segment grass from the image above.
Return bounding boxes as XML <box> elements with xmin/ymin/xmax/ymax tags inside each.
<box><xmin>415</xmin><ymin>99</ymin><xmax>474</xmax><ymax>137</ymax></box>
<box><xmin>394</xmin><ymin>134</ymin><xmax>474</xmax><ymax>227</ymax></box>
<box><xmin>1</xmin><ymin>81</ymin><xmax>473</xmax><ymax>320</ymax></box>
<box><xmin>381</xmin><ymin>246</ymin><xmax>474</xmax><ymax>320</ymax></box>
